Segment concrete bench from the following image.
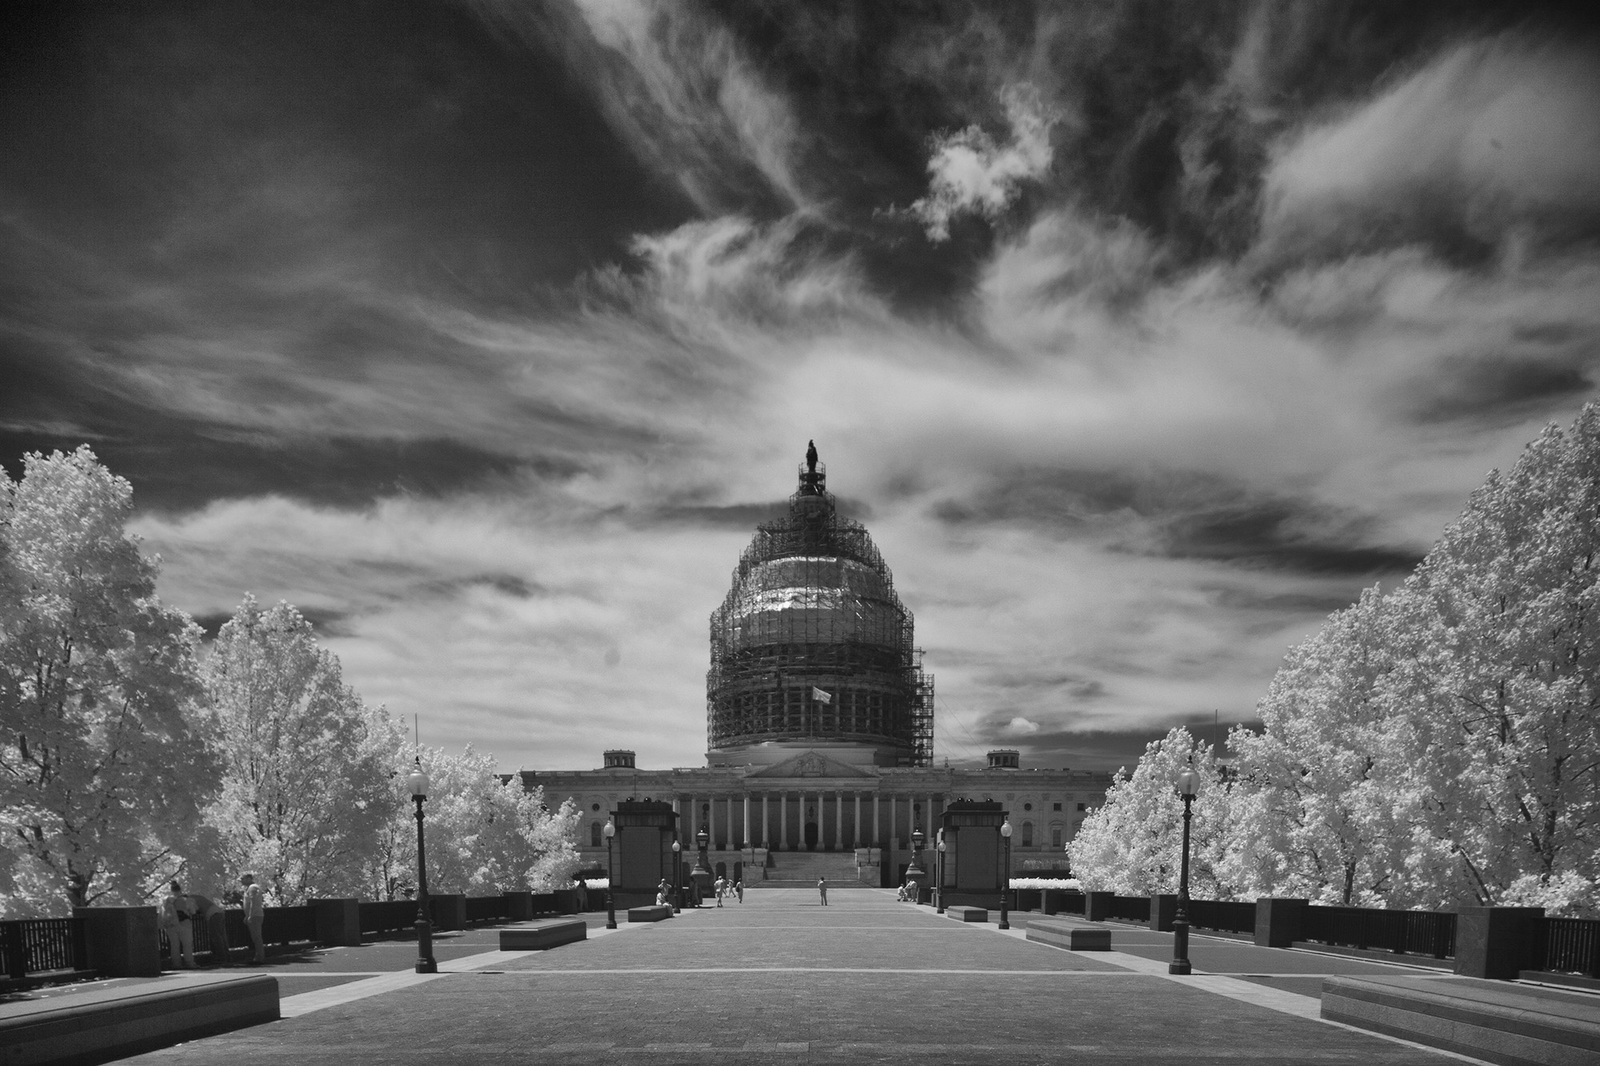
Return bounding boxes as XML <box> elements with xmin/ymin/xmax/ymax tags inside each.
<box><xmin>498</xmin><ymin>918</ymin><xmax>588</xmax><ymax>951</ymax></box>
<box><xmin>1322</xmin><ymin>975</ymin><xmax>1600</xmax><ymax>1066</ymax></box>
<box><xmin>627</xmin><ymin>905</ymin><xmax>673</xmax><ymax>923</ymax></box>
<box><xmin>0</xmin><ymin>972</ymin><xmax>277</xmax><ymax>1066</ymax></box>
<box><xmin>1026</xmin><ymin>921</ymin><xmax>1112</xmax><ymax>951</ymax></box>
<box><xmin>946</xmin><ymin>906</ymin><xmax>988</xmax><ymax>923</ymax></box>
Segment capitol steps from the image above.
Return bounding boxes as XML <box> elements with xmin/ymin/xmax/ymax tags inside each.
<box><xmin>754</xmin><ymin>849</ymin><xmax>875</xmax><ymax>887</ymax></box>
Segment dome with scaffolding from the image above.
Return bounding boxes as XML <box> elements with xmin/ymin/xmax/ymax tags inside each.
<box><xmin>706</xmin><ymin>449</ymin><xmax>934</xmax><ymax>767</ymax></box>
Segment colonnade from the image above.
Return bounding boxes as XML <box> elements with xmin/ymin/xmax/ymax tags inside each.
<box><xmin>670</xmin><ymin>791</ymin><xmax>943</xmax><ymax>851</ymax></box>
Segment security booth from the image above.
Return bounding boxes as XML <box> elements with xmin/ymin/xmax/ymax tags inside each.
<box><xmin>939</xmin><ymin>800</ymin><xmax>1008</xmax><ymax>909</ymax></box>
<box><xmin>609</xmin><ymin>800</ymin><xmax>679</xmax><ymax>911</ymax></box>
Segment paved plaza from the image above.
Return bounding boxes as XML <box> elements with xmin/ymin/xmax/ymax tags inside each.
<box><xmin>116</xmin><ymin>888</ymin><xmax>1496</xmax><ymax>1065</ymax></box>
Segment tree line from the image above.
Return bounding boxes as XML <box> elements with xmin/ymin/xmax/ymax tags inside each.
<box><xmin>0</xmin><ymin>447</ymin><xmax>579</xmax><ymax>917</ymax></box>
<box><xmin>1070</xmin><ymin>402</ymin><xmax>1600</xmax><ymax>918</ymax></box>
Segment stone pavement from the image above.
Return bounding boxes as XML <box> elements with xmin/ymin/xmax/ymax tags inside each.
<box><xmin>114</xmin><ymin>889</ymin><xmax>1502</xmax><ymax>1065</ymax></box>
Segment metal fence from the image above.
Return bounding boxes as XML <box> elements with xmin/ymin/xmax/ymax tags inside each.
<box><xmin>1109</xmin><ymin>895</ymin><xmax>1150</xmax><ymax>922</ymax></box>
<box><xmin>159</xmin><ymin>904</ymin><xmax>319</xmax><ymax>961</ymax></box>
<box><xmin>1540</xmin><ymin>917</ymin><xmax>1600</xmax><ymax>978</ymax></box>
<box><xmin>1186</xmin><ymin>899</ymin><xmax>1257</xmax><ymax>935</ymax></box>
<box><xmin>465</xmin><ymin>896</ymin><xmax>508</xmax><ymax>924</ymax></box>
<box><xmin>1302</xmin><ymin>905</ymin><xmax>1456</xmax><ymax>958</ymax></box>
<box><xmin>1</xmin><ymin>918</ymin><xmax>90</xmax><ymax>981</ymax></box>
<box><xmin>360</xmin><ymin>899</ymin><xmax>432</xmax><ymax>937</ymax></box>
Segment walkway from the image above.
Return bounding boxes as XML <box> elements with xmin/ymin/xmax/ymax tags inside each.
<box><xmin>114</xmin><ymin>890</ymin><xmax>1501</xmax><ymax>1065</ymax></box>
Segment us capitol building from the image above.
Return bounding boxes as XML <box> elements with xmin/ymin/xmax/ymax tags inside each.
<box><xmin>517</xmin><ymin>448</ymin><xmax>1112</xmax><ymax>883</ymax></box>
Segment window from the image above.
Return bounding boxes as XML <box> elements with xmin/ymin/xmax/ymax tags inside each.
<box><xmin>1053</xmin><ymin>803</ymin><xmax>1062</xmax><ymax>811</ymax></box>
<box><xmin>1051</xmin><ymin>825</ymin><xmax>1063</xmax><ymax>848</ymax></box>
<box><xmin>1023</xmin><ymin>802</ymin><xmax>1033</xmax><ymax>811</ymax></box>
<box><xmin>1021</xmin><ymin>821</ymin><xmax>1034</xmax><ymax>847</ymax></box>
<box><xmin>1077</xmin><ymin>803</ymin><xmax>1087</xmax><ymax>812</ymax></box>
<box><xmin>591</xmin><ymin>803</ymin><xmax>601</xmax><ymax>812</ymax></box>
<box><xmin>590</xmin><ymin>821</ymin><xmax>602</xmax><ymax>847</ymax></box>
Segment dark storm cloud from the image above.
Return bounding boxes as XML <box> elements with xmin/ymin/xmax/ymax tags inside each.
<box><xmin>929</xmin><ymin>466</ymin><xmax>1420</xmax><ymax>576</ymax></box>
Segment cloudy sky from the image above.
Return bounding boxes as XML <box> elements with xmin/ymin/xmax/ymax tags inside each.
<box><xmin>4</xmin><ymin>2</ymin><xmax>1599</xmax><ymax>774</ymax></box>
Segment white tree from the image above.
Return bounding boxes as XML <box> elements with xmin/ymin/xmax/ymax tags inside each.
<box><xmin>1068</xmin><ymin>728</ymin><xmax>1232</xmax><ymax>897</ymax></box>
<box><xmin>370</xmin><ymin>742</ymin><xmax>581</xmax><ymax>898</ymax></box>
<box><xmin>0</xmin><ymin>448</ymin><xmax>219</xmax><ymax>916</ymax></box>
<box><xmin>201</xmin><ymin>596</ymin><xmax>396</xmax><ymax>904</ymax></box>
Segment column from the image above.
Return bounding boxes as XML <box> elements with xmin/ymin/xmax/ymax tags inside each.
<box><xmin>888</xmin><ymin>795</ymin><xmax>897</xmax><ymax>848</ymax></box>
<box><xmin>762</xmin><ymin>794</ymin><xmax>769</xmax><ymax>849</ymax></box>
<box><xmin>743</xmin><ymin>794</ymin><xmax>751</xmax><ymax>851</ymax></box>
<box><xmin>854</xmin><ymin>793</ymin><xmax>862</xmax><ymax>850</ymax></box>
<box><xmin>873</xmin><ymin>794</ymin><xmax>880</xmax><ymax>848</ymax></box>
<box><xmin>834</xmin><ymin>790</ymin><xmax>843</xmax><ymax>851</ymax></box>
<box><xmin>727</xmin><ymin>795</ymin><xmax>735</xmax><ymax>849</ymax></box>
<box><xmin>780</xmin><ymin>792</ymin><xmax>789</xmax><ymax>850</ymax></box>
<box><xmin>687</xmin><ymin>796</ymin><xmax>696</xmax><ymax>842</ymax></box>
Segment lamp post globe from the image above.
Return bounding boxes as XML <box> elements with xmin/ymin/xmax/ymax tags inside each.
<box><xmin>1169</xmin><ymin>767</ymin><xmax>1201</xmax><ymax>975</ymax></box>
<box><xmin>936</xmin><ymin>835</ymin><xmax>947</xmax><ymax>914</ymax></box>
<box><xmin>407</xmin><ymin>758</ymin><xmax>437</xmax><ymax>974</ymax></box>
<box><xmin>999</xmin><ymin>817</ymin><xmax>1013</xmax><ymax>930</ymax></box>
<box><xmin>603</xmin><ymin>819</ymin><xmax>617</xmax><ymax>930</ymax></box>
<box><xmin>670</xmin><ymin>838</ymin><xmax>682</xmax><ymax>913</ymax></box>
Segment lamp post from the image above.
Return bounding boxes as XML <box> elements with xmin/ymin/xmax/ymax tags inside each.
<box><xmin>691</xmin><ymin>825</ymin><xmax>710</xmax><ymax>906</ymax></box>
<box><xmin>906</xmin><ymin>826</ymin><xmax>925</xmax><ymax>901</ymax></box>
<box><xmin>670</xmin><ymin>838</ymin><xmax>682</xmax><ymax>914</ymax></box>
<box><xmin>407</xmin><ymin>758</ymin><xmax>437</xmax><ymax>974</ymax></box>
<box><xmin>1169</xmin><ymin>767</ymin><xmax>1201</xmax><ymax>975</ymax></box>
<box><xmin>999</xmin><ymin>817</ymin><xmax>1013</xmax><ymax>930</ymax></box>
<box><xmin>936</xmin><ymin>832</ymin><xmax>947</xmax><ymax>914</ymax></box>
<box><xmin>603</xmin><ymin>819</ymin><xmax>617</xmax><ymax>930</ymax></box>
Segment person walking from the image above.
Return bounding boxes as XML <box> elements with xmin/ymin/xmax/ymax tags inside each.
<box><xmin>735</xmin><ymin>879</ymin><xmax>744</xmax><ymax>903</ymax></box>
<box><xmin>714</xmin><ymin>876</ymin><xmax>725</xmax><ymax>907</ymax></box>
<box><xmin>160</xmin><ymin>881</ymin><xmax>195</xmax><ymax>969</ymax></box>
<box><xmin>241</xmin><ymin>873</ymin><xmax>266</xmax><ymax>964</ymax></box>
<box><xmin>818</xmin><ymin>877</ymin><xmax>828</xmax><ymax>906</ymax></box>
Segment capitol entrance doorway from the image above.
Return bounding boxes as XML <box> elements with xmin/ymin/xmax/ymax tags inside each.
<box><xmin>804</xmin><ymin>821</ymin><xmax>819</xmax><ymax>850</ymax></box>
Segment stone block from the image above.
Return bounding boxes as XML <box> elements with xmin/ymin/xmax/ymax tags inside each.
<box><xmin>1084</xmin><ymin>891</ymin><xmax>1115</xmax><ymax>922</ymax></box>
<box><xmin>1454</xmin><ymin>906</ymin><xmax>1544</xmax><ymax>980</ymax></box>
<box><xmin>0</xmin><ymin>973</ymin><xmax>278</xmax><ymax>1065</ymax></box>
<box><xmin>432</xmin><ymin>893</ymin><xmax>466</xmax><ymax>932</ymax></box>
<box><xmin>946</xmin><ymin>906</ymin><xmax>988</xmax><ymax>923</ymax></box>
<box><xmin>311</xmin><ymin>898</ymin><xmax>362</xmax><ymax>947</ymax></box>
<box><xmin>1149</xmin><ymin>893</ymin><xmax>1176</xmax><ymax>932</ymax></box>
<box><xmin>1254</xmin><ymin>897</ymin><xmax>1308</xmax><ymax>948</ymax></box>
<box><xmin>75</xmin><ymin>906</ymin><xmax>160</xmax><ymax>978</ymax></box>
<box><xmin>627</xmin><ymin>904</ymin><xmax>672</xmax><ymax>923</ymax></box>
<box><xmin>499</xmin><ymin>918</ymin><xmax>587</xmax><ymax>950</ymax></box>
<box><xmin>503</xmin><ymin>891</ymin><xmax>533</xmax><ymax>921</ymax></box>
<box><xmin>1025</xmin><ymin>921</ymin><xmax>1113</xmax><ymax>952</ymax></box>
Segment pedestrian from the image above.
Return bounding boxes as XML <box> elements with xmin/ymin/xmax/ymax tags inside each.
<box><xmin>160</xmin><ymin>881</ymin><xmax>195</xmax><ymax>969</ymax></box>
<box><xmin>735</xmin><ymin>879</ymin><xmax>744</xmax><ymax>903</ymax></box>
<box><xmin>714</xmin><ymin>876</ymin><xmax>725</xmax><ymax>907</ymax></box>
<box><xmin>656</xmin><ymin>879</ymin><xmax>670</xmax><ymax>906</ymax></box>
<box><xmin>574</xmin><ymin>877</ymin><xmax>589</xmax><ymax>912</ymax></box>
<box><xmin>189</xmin><ymin>892</ymin><xmax>229</xmax><ymax>965</ymax></box>
<box><xmin>241</xmin><ymin>872</ymin><xmax>266</xmax><ymax>964</ymax></box>
<box><xmin>818</xmin><ymin>877</ymin><xmax>828</xmax><ymax>906</ymax></box>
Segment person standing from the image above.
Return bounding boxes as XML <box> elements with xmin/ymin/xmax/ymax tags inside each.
<box><xmin>160</xmin><ymin>881</ymin><xmax>195</xmax><ymax>969</ymax></box>
<box><xmin>818</xmin><ymin>877</ymin><xmax>828</xmax><ymax>906</ymax></box>
<box><xmin>241</xmin><ymin>873</ymin><xmax>266</xmax><ymax>964</ymax></box>
<box><xmin>735</xmin><ymin>880</ymin><xmax>744</xmax><ymax>904</ymax></box>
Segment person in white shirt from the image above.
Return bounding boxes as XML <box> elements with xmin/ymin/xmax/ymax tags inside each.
<box><xmin>241</xmin><ymin>873</ymin><xmax>266</xmax><ymax>964</ymax></box>
<box><xmin>160</xmin><ymin>881</ymin><xmax>195</xmax><ymax>969</ymax></box>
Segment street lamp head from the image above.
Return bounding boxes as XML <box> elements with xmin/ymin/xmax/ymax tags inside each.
<box><xmin>407</xmin><ymin>758</ymin><xmax>429</xmax><ymax>799</ymax></box>
<box><xmin>1175</xmin><ymin>767</ymin><xmax>1201</xmax><ymax>798</ymax></box>
<box><xmin>937</xmin><ymin>839</ymin><xmax>946</xmax><ymax>852</ymax></box>
<box><xmin>1000</xmin><ymin>818</ymin><xmax>1012</xmax><ymax>839</ymax></box>
<box><xmin>911</xmin><ymin>827</ymin><xmax>924</xmax><ymax>850</ymax></box>
<box><xmin>671</xmin><ymin>838</ymin><xmax>681</xmax><ymax>853</ymax></box>
<box><xmin>603</xmin><ymin>819</ymin><xmax>615</xmax><ymax>840</ymax></box>
<box><xmin>697</xmin><ymin>826</ymin><xmax>709</xmax><ymax>849</ymax></box>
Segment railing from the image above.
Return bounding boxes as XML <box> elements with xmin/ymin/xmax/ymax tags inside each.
<box><xmin>1109</xmin><ymin>895</ymin><xmax>1150</xmax><ymax>922</ymax></box>
<box><xmin>1303</xmin><ymin>905</ymin><xmax>1455</xmax><ymax>958</ymax></box>
<box><xmin>1</xmin><ymin>918</ymin><xmax>90</xmax><ymax>981</ymax></box>
<box><xmin>465</xmin><ymin>896</ymin><xmax>508</xmax><ymax>924</ymax></box>
<box><xmin>159</xmin><ymin>904</ymin><xmax>319</xmax><ymax>960</ymax></box>
<box><xmin>1185</xmin><ymin>899</ymin><xmax>1257</xmax><ymax>935</ymax></box>
<box><xmin>1539</xmin><ymin>917</ymin><xmax>1600</xmax><ymax>978</ymax></box>
<box><xmin>360</xmin><ymin>899</ymin><xmax>432</xmax><ymax>937</ymax></box>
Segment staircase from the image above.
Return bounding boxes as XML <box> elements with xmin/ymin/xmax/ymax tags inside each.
<box><xmin>757</xmin><ymin>849</ymin><xmax>875</xmax><ymax>887</ymax></box>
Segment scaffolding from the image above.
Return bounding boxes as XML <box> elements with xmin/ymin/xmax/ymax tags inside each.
<box><xmin>707</xmin><ymin>459</ymin><xmax>934</xmax><ymax>765</ymax></box>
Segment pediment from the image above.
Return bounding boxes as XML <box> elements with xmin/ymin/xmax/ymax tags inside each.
<box><xmin>744</xmin><ymin>750</ymin><xmax>877</xmax><ymax>780</ymax></box>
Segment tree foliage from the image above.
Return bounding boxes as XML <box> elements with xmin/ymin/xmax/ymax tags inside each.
<box><xmin>1074</xmin><ymin>402</ymin><xmax>1600</xmax><ymax>916</ymax></box>
<box><xmin>201</xmin><ymin>596</ymin><xmax>397</xmax><ymax>905</ymax></box>
<box><xmin>0</xmin><ymin>448</ymin><xmax>218</xmax><ymax>916</ymax></box>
